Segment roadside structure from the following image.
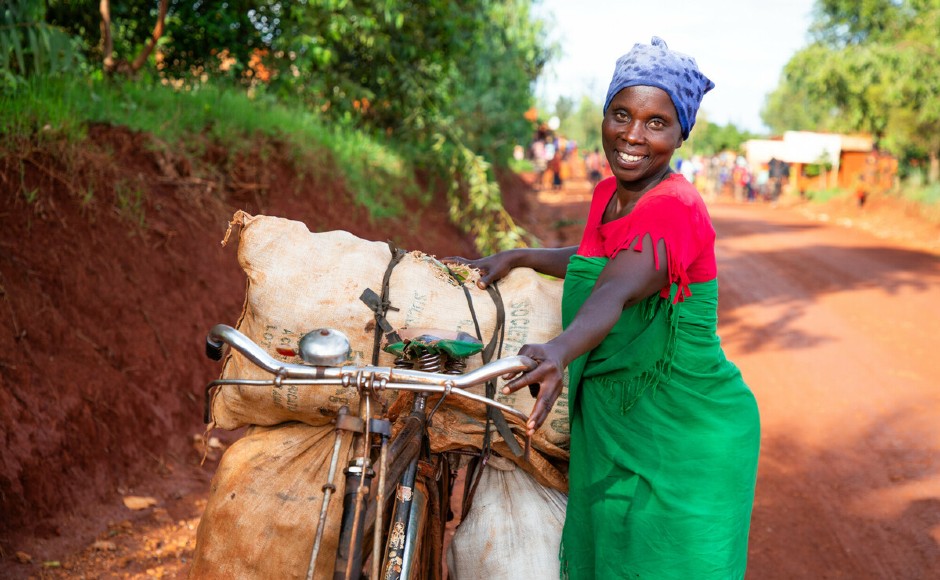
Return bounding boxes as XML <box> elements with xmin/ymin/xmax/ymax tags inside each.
<box><xmin>744</xmin><ymin>131</ymin><xmax>898</xmax><ymax>198</ymax></box>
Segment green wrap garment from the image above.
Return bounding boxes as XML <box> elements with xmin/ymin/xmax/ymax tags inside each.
<box><xmin>560</xmin><ymin>255</ymin><xmax>760</xmax><ymax>580</ymax></box>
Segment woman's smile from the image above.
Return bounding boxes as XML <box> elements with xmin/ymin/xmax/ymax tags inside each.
<box><xmin>614</xmin><ymin>149</ymin><xmax>646</xmax><ymax>167</ymax></box>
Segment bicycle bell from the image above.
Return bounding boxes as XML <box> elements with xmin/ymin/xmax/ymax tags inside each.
<box><xmin>298</xmin><ymin>328</ymin><xmax>351</xmax><ymax>366</ymax></box>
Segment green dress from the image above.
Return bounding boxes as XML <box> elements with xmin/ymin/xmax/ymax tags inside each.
<box><xmin>559</xmin><ymin>176</ymin><xmax>760</xmax><ymax>579</ymax></box>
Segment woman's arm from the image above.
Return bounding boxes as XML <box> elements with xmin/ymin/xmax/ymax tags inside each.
<box><xmin>443</xmin><ymin>246</ymin><xmax>577</xmax><ymax>288</ymax></box>
<box><xmin>503</xmin><ymin>234</ymin><xmax>669</xmax><ymax>435</ymax></box>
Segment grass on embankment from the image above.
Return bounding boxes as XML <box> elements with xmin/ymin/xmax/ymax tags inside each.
<box><xmin>0</xmin><ymin>75</ymin><xmax>425</xmax><ymax>219</ymax></box>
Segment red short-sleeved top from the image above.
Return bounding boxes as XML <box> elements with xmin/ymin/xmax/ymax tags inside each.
<box><xmin>576</xmin><ymin>173</ymin><xmax>717</xmax><ymax>303</ymax></box>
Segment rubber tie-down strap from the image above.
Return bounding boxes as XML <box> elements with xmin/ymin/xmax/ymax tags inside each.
<box><xmin>445</xmin><ymin>267</ymin><xmax>520</xmax><ymax>457</ymax></box>
<box><xmin>444</xmin><ymin>271</ymin><xmax>525</xmax><ymax>522</ymax></box>
<box><xmin>360</xmin><ymin>242</ymin><xmax>406</xmax><ymax>366</ymax></box>
<box><xmin>466</xmin><ymin>283</ymin><xmax>522</xmax><ymax>513</ymax></box>
<box><xmin>481</xmin><ymin>284</ymin><xmax>521</xmax><ymax>456</ymax></box>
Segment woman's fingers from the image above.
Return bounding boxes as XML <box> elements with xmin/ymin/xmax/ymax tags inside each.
<box><xmin>477</xmin><ymin>268</ymin><xmax>501</xmax><ymax>289</ymax></box>
<box><xmin>526</xmin><ymin>388</ymin><xmax>560</xmax><ymax>435</ymax></box>
<box><xmin>498</xmin><ymin>345</ymin><xmax>564</xmax><ymax>434</ymax></box>
<box><xmin>502</xmin><ymin>372</ymin><xmax>536</xmax><ymax>394</ymax></box>
<box><xmin>527</xmin><ymin>400</ymin><xmax>549</xmax><ymax>435</ymax></box>
<box><xmin>502</xmin><ymin>350</ymin><xmax>549</xmax><ymax>394</ymax></box>
<box><xmin>440</xmin><ymin>256</ymin><xmax>491</xmax><ymax>288</ymax></box>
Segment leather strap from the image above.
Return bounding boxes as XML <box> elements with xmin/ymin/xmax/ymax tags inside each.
<box><xmin>359</xmin><ymin>241</ymin><xmax>406</xmax><ymax>365</ymax></box>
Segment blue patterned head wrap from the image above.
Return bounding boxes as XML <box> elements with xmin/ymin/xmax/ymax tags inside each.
<box><xmin>603</xmin><ymin>37</ymin><xmax>715</xmax><ymax>139</ymax></box>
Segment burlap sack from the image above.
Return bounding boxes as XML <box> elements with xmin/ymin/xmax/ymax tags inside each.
<box><xmin>190</xmin><ymin>421</ymin><xmax>355</xmax><ymax>579</ymax></box>
<box><xmin>210</xmin><ymin>212</ymin><xmax>570</xmax><ymax>451</ymax></box>
<box><xmin>446</xmin><ymin>458</ymin><xmax>567</xmax><ymax>579</ymax></box>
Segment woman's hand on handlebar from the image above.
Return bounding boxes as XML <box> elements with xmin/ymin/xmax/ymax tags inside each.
<box><xmin>442</xmin><ymin>251</ymin><xmax>520</xmax><ymax>290</ymax></box>
<box><xmin>501</xmin><ymin>343</ymin><xmax>566</xmax><ymax>437</ymax></box>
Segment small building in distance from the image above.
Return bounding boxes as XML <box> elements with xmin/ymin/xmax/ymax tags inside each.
<box><xmin>745</xmin><ymin>132</ymin><xmax>897</xmax><ymax>197</ymax></box>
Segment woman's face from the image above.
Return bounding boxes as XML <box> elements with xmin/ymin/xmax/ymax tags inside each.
<box><xmin>602</xmin><ymin>85</ymin><xmax>683</xmax><ymax>192</ymax></box>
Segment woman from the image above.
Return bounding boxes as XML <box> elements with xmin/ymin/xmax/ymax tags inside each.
<box><xmin>447</xmin><ymin>37</ymin><xmax>760</xmax><ymax>579</ymax></box>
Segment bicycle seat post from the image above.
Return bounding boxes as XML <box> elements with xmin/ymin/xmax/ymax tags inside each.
<box><xmin>379</xmin><ymin>330</ymin><xmax>476</xmax><ymax>579</ymax></box>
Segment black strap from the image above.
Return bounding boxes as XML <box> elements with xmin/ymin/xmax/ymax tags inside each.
<box><xmin>360</xmin><ymin>241</ymin><xmax>406</xmax><ymax>365</ymax></box>
<box><xmin>480</xmin><ymin>284</ymin><xmax>522</xmax><ymax>456</ymax></box>
<box><xmin>444</xmin><ymin>267</ymin><xmax>520</xmax><ymax>456</ymax></box>
<box><xmin>442</xmin><ymin>270</ymin><xmax>523</xmax><ymax>520</ymax></box>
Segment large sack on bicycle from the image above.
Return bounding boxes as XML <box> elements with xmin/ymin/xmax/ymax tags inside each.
<box><xmin>190</xmin><ymin>421</ymin><xmax>354</xmax><ymax>579</ymax></box>
<box><xmin>209</xmin><ymin>211</ymin><xmax>570</xmax><ymax>451</ymax></box>
<box><xmin>446</xmin><ymin>458</ymin><xmax>567</xmax><ymax>579</ymax></box>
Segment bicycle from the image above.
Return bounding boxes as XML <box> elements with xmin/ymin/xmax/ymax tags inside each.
<box><xmin>200</xmin><ymin>323</ymin><xmax>537</xmax><ymax>579</ymax></box>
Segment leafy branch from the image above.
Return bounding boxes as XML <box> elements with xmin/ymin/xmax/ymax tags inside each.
<box><xmin>1</xmin><ymin>0</ymin><xmax>83</xmax><ymax>85</ymax></box>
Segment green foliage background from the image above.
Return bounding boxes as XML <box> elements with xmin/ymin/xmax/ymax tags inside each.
<box><xmin>761</xmin><ymin>0</ymin><xmax>940</xmax><ymax>184</ymax></box>
<box><xmin>5</xmin><ymin>0</ymin><xmax>939</xmax><ymax>244</ymax></box>
<box><xmin>3</xmin><ymin>0</ymin><xmax>556</xmax><ymax>254</ymax></box>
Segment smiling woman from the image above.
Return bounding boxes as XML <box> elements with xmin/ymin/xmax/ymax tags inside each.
<box><xmin>445</xmin><ymin>36</ymin><xmax>760</xmax><ymax>579</ymax></box>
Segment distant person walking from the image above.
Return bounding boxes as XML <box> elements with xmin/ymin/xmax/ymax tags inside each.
<box><xmin>531</xmin><ymin>137</ymin><xmax>547</xmax><ymax>190</ymax></box>
<box><xmin>550</xmin><ymin>149</ymin><xmax>564</xmax><ymax>190</ymax></box>
<box><xmin>585</xmin><ymin>148</ymin><xmax>603</xmax><ymax>187</ymax></box>
<box><xmin>768</xmin><ymin>157</ymin><xmax>789</xmax><ymax>201</ymax></box>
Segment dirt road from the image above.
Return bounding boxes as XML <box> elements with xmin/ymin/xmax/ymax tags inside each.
<box><xmin>4</xmin><ymin>168</ymin><xmax>939</xmax><ymax>578</ymax></box>
<box><xmin>713</xmin><ymin>200</ymin><xmax>940</xmax><ymax>578</ymax></box>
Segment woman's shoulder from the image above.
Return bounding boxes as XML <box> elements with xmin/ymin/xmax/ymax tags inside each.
<box><xmin>654</xmin><ymin>173</ymin><xmax>702</xmax><ymax>199</ymax></box>
<box><xmin>640</xmin><ymin>173</ymin><xmax>707</xmax><ymax>211</ymax></box>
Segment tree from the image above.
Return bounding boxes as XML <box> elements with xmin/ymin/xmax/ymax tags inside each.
<box><xmin>41</xmin><ymin>0</ymin><xmax>558</xmax><ymax>252</ymax></box>
<box><xmin>887</xmin><ymin>6</ymin><xmax>940</xmax><ymax>182</ymax></box>
<box><xmin>48</xmin><ymin>0</ymin><xmax>276</xmax><ymax>81</ymax></box>
<box><xmin>261</xmin><ymin>1</ymin><xmax>551</xmax><ymax>157</ymax></box>
<box><xmin>446</xmin><ymin>0</ymin><xmax>554</xmax><ymax>160</ymax></box>
<box><xmin>685</xmin><ymin>119</ymin><xmax>755</xmax><ymax>157</ymax></box>
<box><xmin>762</xmin><ymin>0</ymin><xmax>940</xmax><ymax>182</ymax></box>
<box><xmin>561</xmin><ymin>96</ymin><xmax>604</xmax><ymax>153</ymax></box>
<box><xmin>763</xmin><ymin>43</ymin><xmax>896</xmax><ymax>138</ymax></box>
<box><xmin>98</xmin><ymin>0</ymin><xmax>168</xmax><ymax>74</ymax></box>
<box><xmin>47</xmin><ymin>0</ymin><xmax>164</xmax><ymax>74</ymax></box>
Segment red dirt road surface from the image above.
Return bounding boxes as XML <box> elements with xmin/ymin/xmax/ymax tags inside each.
<box><xmin>2</xmin><ymin>152</ymin><xmax>939</xmax><ymax>578</ymax></box>
<box><xmin>713</xmin><ymin>200</ymin><xmax>940</xmax><ymax>579</ymax></box>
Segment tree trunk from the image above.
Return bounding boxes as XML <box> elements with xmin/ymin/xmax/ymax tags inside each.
<box><xmin>929</xmin><ymin>150</ymin><xmax>939</xmax><ymax>184</ymax></box>
<box><xmin>99</xmin><ymin>0</ymin><xmax>114</xmax><ymax>71</ymax></box>
<box><xmin>130</xmin><ymin>0</ymin><xmax>169</xmax><ymax>72</ymax></box>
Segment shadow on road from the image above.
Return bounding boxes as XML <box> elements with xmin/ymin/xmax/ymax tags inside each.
<box><xmin>751</xmin><ymin>411</ymin><xmax>940</xmax><ymax>579</ymax></box>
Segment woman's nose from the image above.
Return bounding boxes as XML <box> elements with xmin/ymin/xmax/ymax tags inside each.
<box><xmin>623</xmin><ymin>120</ymin><xmax>644</xmax><ymax>144</ymax></box>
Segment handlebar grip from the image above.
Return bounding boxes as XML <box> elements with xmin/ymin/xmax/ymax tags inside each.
<box><xmin>205</xmin><ymin>337</ymin><xmax>225</xmax><ymax>361</ymax></box>
<box><xmin>519</xmin><ymin>355</ymin><xmax>538</xmax><ymax>371</ymax></box>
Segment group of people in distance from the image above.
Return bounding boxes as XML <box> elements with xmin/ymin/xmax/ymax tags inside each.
<box><xmin>446</xmin><ymin>36</ymin><xmax>760</xmax><ymax>579</ymax></box>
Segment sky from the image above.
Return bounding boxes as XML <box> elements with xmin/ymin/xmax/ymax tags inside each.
<box><xmin>532</xmin><ymin>0</ymin><xmax>817</xmax><ymax>134</ymax></box>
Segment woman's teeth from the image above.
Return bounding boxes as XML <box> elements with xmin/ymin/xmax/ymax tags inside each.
<box><xmin>618</xmin><ymin>151</ymin><xmax>642</xmax><ymax>162</ymax></box>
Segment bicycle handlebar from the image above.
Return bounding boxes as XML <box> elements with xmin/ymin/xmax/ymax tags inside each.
<box><xmin>204</xmin><ymin>324</ymin><xmax>537</xmax><ymax>425</ymax></box>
